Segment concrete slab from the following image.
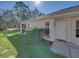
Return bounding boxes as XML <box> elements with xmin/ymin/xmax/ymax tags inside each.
<box><xmin>70</xmin><ymin>47</ymin><xmax>79</xmax><ymax>58</ymax></box>
<box><xmin>50</xmin><ymin>39</ymin><xmax>71</xmax><ymax>57</ymax></box>
<box><xmin>50</xmin><ymin>39</ymin><xmax>79</xmax><ymax>58</ymax></box>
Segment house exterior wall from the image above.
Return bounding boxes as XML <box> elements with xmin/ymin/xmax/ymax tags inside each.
<box><xmin>26</xmin><ymin>18</ymin><xmax>55</xmax><ymax>41</ymax></box>
<box><xmin>54</xmin><ymin>16</ymin><xmax>79</xmax><ymax>46</ymax></box>
<box><xmin>49</xmin><ymin>18</ymin><xmax>55</xmax><ymax>41</ymax></box>
<box><xmin>54</xmin><ymin>18</ymin><xmax>67</xmax><ymax>41</ymax></box>
<box><xmin>66</xmin><ymin>18</ymin><xmax>72</xmax><ymax>43</ymax></box>
<box><xmin>29</xmin><ymin>19</ymin><xmax>50</xmax><ymax>29</ymax></box>
<box><xmin>20</xmin><ymin>14</ymin><xmax>79</xmax><ymax>45</ymax></box>
<box><xmin>70</xmin><ymin>17</ymin><xmax>79</xmax><ymax>45</ymax></box>
<box><xmin>29</xmin><ymin>20</ymin><xmax>45</xmax><ymax>29</ymax></box>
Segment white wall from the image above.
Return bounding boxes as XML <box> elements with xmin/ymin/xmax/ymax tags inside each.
<box><xmin>70</xmin><ymin>17</ymin><xmax>79</xmax><ymax>45</ymax></box>
<box><xmin>29</xmin><ymin>19</ymin><xmax>50</xmax><ymax>29</ymax></box>
<box><xmin>50</xmin><ymin>18</ymin><xmax>55</xmax><ymax>41</ymax></box>
<box><xmin>55</xmin><ymin>19</ymin><xmax>67</xmax><ymax>40</ymax></box>
<box><xmin>20</xmin><ymin>16</ymin><xmax>79</xmax><ymax>45</ymax></box>
<box><xmin>27</xmin><ymin>19</ymin><xmax>55</xmax><ymax>41</ymax></box>
<box><xmin>58</xmin><ymin>17</ymin><xmax>79</xmax><ymax>46</ymax></box>
<box><xmin>30</xmin><ymin>16</ymin><xmax>79</xmax><ymax>45</ymax></box>
<box><xmin>66</xmin><ymin>18</ymin><xmax>72</xmax><ymax>42</ymax></box>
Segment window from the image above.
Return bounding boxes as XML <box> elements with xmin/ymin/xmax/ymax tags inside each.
<box><xmin>76</xmin><ymin>21</ymin><xmax>79</xmax><ymax>37</ymax></box>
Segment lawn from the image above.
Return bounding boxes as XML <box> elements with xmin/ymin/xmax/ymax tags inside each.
<box><xmin>0</xmin><ymin>29</ymin><xmax>64</xmax><ymax>58</ymax></box>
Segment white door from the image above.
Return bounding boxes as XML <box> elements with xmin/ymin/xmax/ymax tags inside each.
<box><xmin>55</xmin><ymin>20</ymin><xmax>66</xmax><ymax>40</ymax></box>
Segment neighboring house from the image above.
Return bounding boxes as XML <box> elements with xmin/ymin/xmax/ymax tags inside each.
<box><xmin>20</xmin><ymin>5</ymin><xmax>79</xmax><ymax>46</ymax></box>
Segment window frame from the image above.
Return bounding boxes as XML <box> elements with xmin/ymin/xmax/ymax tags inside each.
<box><xmin>76</xmin><ymin>20</ymin><xmax>79</xmax><ymax>37</ymax></box>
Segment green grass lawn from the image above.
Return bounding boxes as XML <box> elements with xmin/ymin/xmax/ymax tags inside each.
<box><xmin>0</xmin><ymin>29</ymin><xmax>64</xmax><ymax>58</ymax></box>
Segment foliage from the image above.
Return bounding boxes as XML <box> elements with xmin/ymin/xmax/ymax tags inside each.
<box><xmin>0</xmin><ymin>9</ymin><xmax>19</xmax><ymax>30</ymax></box>
<box><xmin>2</xmin><ymin>9</ymin><xmax>14</xmax><ymax>21</ymax></box>
<box><xmin>0</xmin><ymin>16</ymin><xmax>7</xmax><ymax>30</ymax></box>
<box><xmin>14</xmin><ymin>1</ymin><xmax>32</xmax><ymax>21</ymax></box>
<box><xmin>0</xmin><ymin>1</ymin><xmax>45</xmax><ymax>30</ymax></box>
<box><xmin>0</xmin><ymin>33</ymin><xmax>17</xmax><ymax>57</ymax></box>
<box><xmin>32</xmin><ymin>7</ymin><xmax>44</xmax><ymax>17</ymax></box>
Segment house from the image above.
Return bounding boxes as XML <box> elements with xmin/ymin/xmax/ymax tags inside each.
<box><xmin>20</xmin><ymin>5</ymin><xmax>79</xmax><ymax>57</ymax></box>
<box><xmin>20</xmin><ymin>5</ymin><xmax>79</xmax><ymax>46</ymax></box>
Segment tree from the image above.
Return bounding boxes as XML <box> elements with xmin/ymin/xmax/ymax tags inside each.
<box><xmin>0</xmin><ymin>1</ymin><xmax>45</xmax><ymax>30</ymax></box>
<box><xmin>0</xmin><ymin>9</ymin><xmax>5</xmax><ymax>16</ymax></box>
<box><xmin>14</xmin><ymin>1</ymin><xmax>45</xmax><ymax>21</ymax></box>
<box><xmin>14</xmin><ymin>1</ymin><xmax>32</xmax><ymax>21</ymax></box>
<box><xmin>0</xmin><ymin>16</ymin><xmax>7</xmax><ymax>30</ymax></box>
<box><xmin>32</xmin><ymin>7</ymin><xmax>44</xmax><ymax>17</ymax></box>
<box><xmin>1</xmin><ymin>9</ymin><xmax>19</xmax><ymax>28</ymax></box>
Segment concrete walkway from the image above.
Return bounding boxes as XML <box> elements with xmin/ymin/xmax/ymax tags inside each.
<box><xmin>50</xmin><ymin>39</ymin><xmax>79</xmax><ymax>58</ymax></box>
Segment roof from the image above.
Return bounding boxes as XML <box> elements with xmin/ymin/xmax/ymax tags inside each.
<box><xmin>50</xmin><ymin>5</ymin><xmax>79</xmax><ymax>15</ymax></box>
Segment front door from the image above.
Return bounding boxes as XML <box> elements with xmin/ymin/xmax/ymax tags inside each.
<box><xmin>55</xmin><ymin>20</ymin><xmax>67</xmax><ymax>40</ymax></box>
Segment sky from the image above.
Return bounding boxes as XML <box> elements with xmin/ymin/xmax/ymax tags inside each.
<box><xmin>0</xmin><ymin>1</ymin><xmax>79</xmax><ymax>14</ymax></box>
